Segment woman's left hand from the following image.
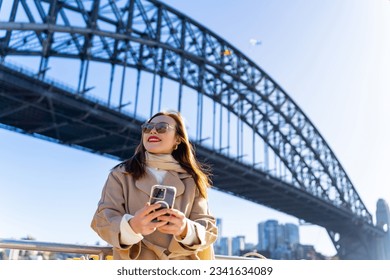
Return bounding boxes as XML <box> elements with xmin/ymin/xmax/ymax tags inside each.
<box><xmin>156</xmin><ymin>209</ymin><xmax>187</xmax><ymax>238</ymax></box>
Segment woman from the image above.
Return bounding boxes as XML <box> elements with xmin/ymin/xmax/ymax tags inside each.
<box><xmin>91</xmin><ymin>111</ymin><xmax>218</xmax><ymax>260</ymax></box>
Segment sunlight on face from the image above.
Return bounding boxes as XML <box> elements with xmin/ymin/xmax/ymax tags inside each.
<box><xmin>142</xmin><ymin>115</ymin><xmax>180</xmax><ymax>154</ymax></box>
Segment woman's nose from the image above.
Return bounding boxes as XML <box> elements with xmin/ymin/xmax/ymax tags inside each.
<box><xmin>150</xmin><ymin>127</ymin><xmax>158</xmax><ymax>134</ymax></box>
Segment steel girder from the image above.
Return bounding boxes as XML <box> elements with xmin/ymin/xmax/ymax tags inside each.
<box><xmin>0</xmin><ymin>0</ymin><xmax>375</xmax><ymax>237</ymax></box>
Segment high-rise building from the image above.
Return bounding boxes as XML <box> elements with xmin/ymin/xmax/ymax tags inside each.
<box><xmin>257</xmin><ymin>222</ymin><xmax>266</xmax><ymax>251</ymax></box>
<box><xmin>264</xmin><ymin>220</ymin><xmax>278</xmax><ymax>251</ymax></box>
<box><xmin>213</xmin><ymin>218</ymin><xmax>223</xmax><ymax>255</ymax></box>
<box><xmin>276</xmin><ymin>224</ymin><xmax>285</xmax><ymax>247</ymax></box>
<box><xmin>257</xmin><ymin>220</ymin><xmax>301</xmax><ymax>259</ymax></box>
<box><xmin>216</xmin><ymin>218</ymin><xmax>222</xmax><ymax>239</ymax></box>
<box><xmin>257</xmin><ymin>220</ymin><xmax>278</xmax><ymax>252</ymax></box>
<box><xmin>231</xmin><ymin>235</ymin><xmax>245</xmax><ymax>256</ymax></box>
<box><xmin>219</xmin><ymin>237</ymin><xmax>231</xmax><ymax>256</ymax></box>
<box><xmin>285</xmin><ymin>223</ymin><xmax>299</xmax><ymax>246</ymax></box>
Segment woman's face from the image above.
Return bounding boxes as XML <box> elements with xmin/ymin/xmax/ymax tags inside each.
<box><xmin>142</xmin><ymin>115</ymin><xmax>180</xmax><ymax>154</ymax></box>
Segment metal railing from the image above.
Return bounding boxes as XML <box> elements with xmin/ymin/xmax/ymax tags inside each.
<box><xmin>0</xmin><ymin>239</ymin><xmax>264</xmax><ymax>260</ymax></box>
<box><xmin>0</xmin><ymin>239</ymin><xmax>112</xmax><ymax>260</ymax></box>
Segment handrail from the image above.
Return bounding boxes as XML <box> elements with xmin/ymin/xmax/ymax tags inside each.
<box><xmin>0</xmin><ymin>239</ymin><xmax>112</xmax><ymax>260</ymax></box>
<box><xmin>0</xmin><ymin>238</ymin><xmax>263</xmax><ymax>260</ymax></box>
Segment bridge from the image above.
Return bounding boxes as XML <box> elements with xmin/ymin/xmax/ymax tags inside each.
<box><xmin>0</xmin><ymin>0</ymin><xmax>388</xmax><ymax>259</ymax></box>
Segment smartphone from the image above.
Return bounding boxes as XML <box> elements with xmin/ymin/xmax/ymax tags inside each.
<box><xmin>149</xmin><ymin>185</ymin><xmax>176</xmax><ymax>222</ymax></box>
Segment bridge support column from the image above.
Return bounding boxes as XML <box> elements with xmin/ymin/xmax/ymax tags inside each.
<box><xmin>329</xmin><ymin>226</ymin><xmax>388</xmax><ymax>259</ymax></box>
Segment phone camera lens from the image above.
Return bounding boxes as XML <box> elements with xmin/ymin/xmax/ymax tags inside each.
<box><xmin>157</xmin><ymin>189</ymin><xmax>164</xmax><ymax>198</ymax></box>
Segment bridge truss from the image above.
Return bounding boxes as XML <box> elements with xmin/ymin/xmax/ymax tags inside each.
<box><xmin>0</xmin><ymin>0</ymin><xmax>385</xmax><ymax>259</ymax></box>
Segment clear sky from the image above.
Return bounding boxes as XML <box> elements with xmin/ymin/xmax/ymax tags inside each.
<box><xmin>1</xmin><ymin>0</ymin><xmax>390</xmax><ymax>257</ymax></box>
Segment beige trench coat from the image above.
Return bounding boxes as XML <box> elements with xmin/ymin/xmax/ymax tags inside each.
<box><xmin>91</xmin><ymin>165</ymin><xmax>218</xmax><ymax>260</ymax></box>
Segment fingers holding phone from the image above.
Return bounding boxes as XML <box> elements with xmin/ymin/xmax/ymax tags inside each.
<box><xmin>129</xmin><ymin>203</ymin><xmax>168</xmax><ymax>235</ymax></box>
<box><xmin>157</xmin><ymin>208</ymin><xmax>187</xmax><ymax>237</ymax></box>
<box><xmin>130</xmin><ymin>185</ymin><xmax>178</xmax><ymax>236</ymax></box>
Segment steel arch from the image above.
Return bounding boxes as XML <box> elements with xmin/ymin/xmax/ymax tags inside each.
<box><xmin>0</xmin><ymin>0</ymin><xmax>372</xmax><ymax>224</ymax></box>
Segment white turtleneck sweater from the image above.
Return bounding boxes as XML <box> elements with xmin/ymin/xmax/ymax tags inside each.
<box><xmin>119</xmin><ymin>167</ymin><xmax>197</xmax><ymax>246</ymax></box>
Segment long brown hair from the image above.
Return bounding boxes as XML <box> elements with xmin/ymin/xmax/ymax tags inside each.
<box><xmin>119</xmin><ymin>111</ymin><xmax>212</xmax><ymax>198</ymax></box>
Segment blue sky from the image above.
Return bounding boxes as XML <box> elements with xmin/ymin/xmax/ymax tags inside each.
<box><xmin>1</xmin><ymin>0</ymin><xmax>390</xmax><ymax>257</ymax></box>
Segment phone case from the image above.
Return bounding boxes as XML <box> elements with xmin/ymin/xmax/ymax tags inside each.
<box><xmin>149</xmin><ymin>185</ymin><xmax>177</xmax><ymax>210</ymax></box>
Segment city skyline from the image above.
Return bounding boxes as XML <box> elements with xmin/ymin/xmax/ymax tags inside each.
<box><xmin>214</xmin><ymin>217</ymin><xmax>326</xmax><ymax>259</ymax></box>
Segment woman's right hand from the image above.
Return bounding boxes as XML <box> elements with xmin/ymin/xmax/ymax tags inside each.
<box><xmin>129</xmin><ymin>203</ymin><xmax>168</xmax><ymax>235</ymax></box>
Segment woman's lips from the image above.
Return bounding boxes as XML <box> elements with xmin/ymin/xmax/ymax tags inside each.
<box><xmin>148</xmin><ymin>136</ymin><xmax>161</xmax><ymax>142</ymax></box>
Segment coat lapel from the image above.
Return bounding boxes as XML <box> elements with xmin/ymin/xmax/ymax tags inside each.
<box><xmin>134</xmin><ymin>169</ymin><xmax>159</xmax><ymax>195</ymax></box>
<box><xmin>161</xmin><ymin>171</ymin><xmax>187</xmax><ymax>197</ymax></box>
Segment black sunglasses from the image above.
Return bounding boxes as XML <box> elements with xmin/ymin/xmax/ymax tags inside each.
<box><xmin>141</xmin><ymin>122</ymin><xmax>175</xmax><ymax>134</ymax></box>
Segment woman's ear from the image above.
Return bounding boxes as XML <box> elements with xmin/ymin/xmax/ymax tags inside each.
<box><xmin>173</xmin><ymin>138</ymin><xmax>181</xmax><ymax>150</ymax></box>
